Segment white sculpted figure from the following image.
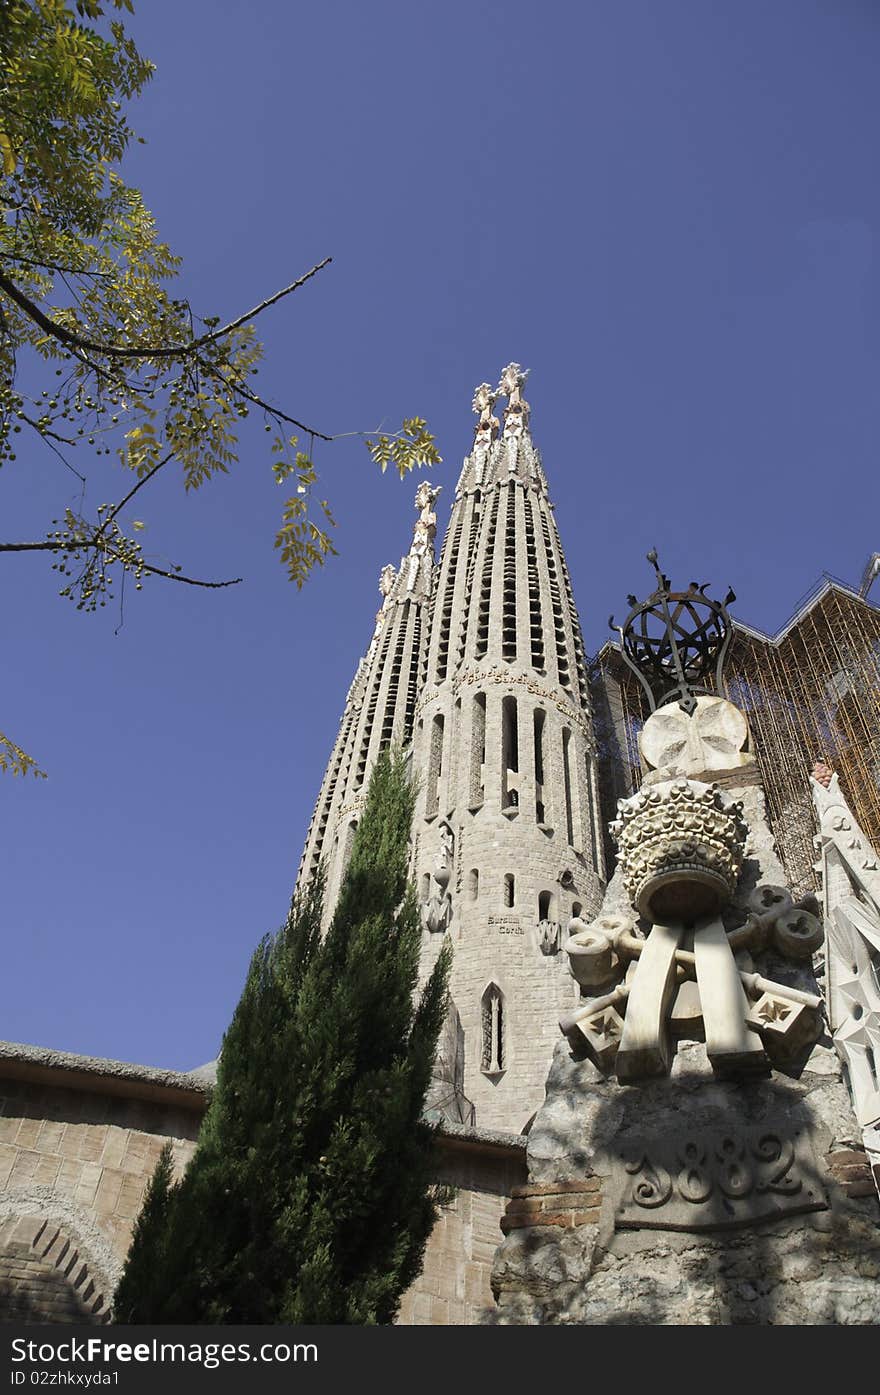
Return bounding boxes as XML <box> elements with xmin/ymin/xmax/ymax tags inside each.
<box><xmin>472</xmin><ymin>382</ymin><xmax>500</xmax><ymax>450</ymax></box>
<box><xmin>498</xmin><ymin>362</ymin><xmax>531</xmax><ymax>439</ymax></box>
<box><xmin>406</xmin><ymin>483</ymin><xmax>441</xmax><ymax>591</ymax></box>
<box><xmin>421</xmin><ymin>822</ymin><xmax>454</xmax><ymax>934</ymax></box>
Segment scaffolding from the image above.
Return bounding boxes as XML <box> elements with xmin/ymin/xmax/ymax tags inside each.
<box><xmin>592</xmin><ymin>574</ymin><xmax>880</xmax><ymax>898</ymax></box>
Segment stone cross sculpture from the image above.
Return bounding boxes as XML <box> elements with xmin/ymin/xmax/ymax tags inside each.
<box><xmin>561</xmin><ymin>697</ymin><xmax>825</xmax><ymax>1080</ymax></box>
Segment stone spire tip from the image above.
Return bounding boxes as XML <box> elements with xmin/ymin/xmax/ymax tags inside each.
<box><xmin>498</xmin><ymin>362</ymin><xmax>531</xmax><ymax>439</ymax></box>
<box><xmin>472</xmin><ymin>382</ymin><xmax>500</xmax><ymax>449</ymax></box>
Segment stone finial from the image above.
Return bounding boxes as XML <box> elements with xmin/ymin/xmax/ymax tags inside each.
<box><xmin>414</xmin><ymin>480</ymin><xmax>442</xmax><ymax>522</ymax></box>
<box><xmin>378</xmin><ymin>564</ymin><xmax>397</xmax><ymax>597</ymax></box>
<box><xmin>498</xmin><ymin>362</ymin><xmax>531</xmax><ymax>438</ymax></box>
<box><xmin>472</xmin><ymin>382</ymin><xmax>500</xmax><ymax>449</ymax></box>
<box><xmin>811</xmin><ymin>760</ymin><xmax>834</xmax><ymax>789</ymax></box>
<box><xmin>406</xmin><ymin>482</ymin><xmax>441</xmax><ymax>591</ymax></box>
<box><xmin>472</xmin><ymin>382</ymin><xmax>497</xmax><ymax>419</ymax></box>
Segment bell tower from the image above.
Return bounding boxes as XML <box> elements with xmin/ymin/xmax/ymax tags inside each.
<box><xmin>297</xmin><ymin>481</ymin><xmax>440</xmax><ymax>922</ymax></box>
<box><xmin>411</xmin><ymin>366</ymin><xmax>606</xmax><ymax>1131</ymax></box>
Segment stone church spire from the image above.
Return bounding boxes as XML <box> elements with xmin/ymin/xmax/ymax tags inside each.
<box><xmin>296</xmin><ymin>482</ymin><xmax>441</xmax><ymax>918</ymax></box>
<box><xmin>412</xmin><ymin>368</ymin><xmax>606</xmax><ymax>1131</ymax></box>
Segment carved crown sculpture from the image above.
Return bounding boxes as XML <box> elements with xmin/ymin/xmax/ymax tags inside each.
<box><xmin>611</xmin><ymin>551</ymin><xmax>736</xmax><ymax>715</ymax></box>
<box><xmin>611</xmin><ymin>778</ymin><xmax>748</xmax><ymax>921</ymax></box>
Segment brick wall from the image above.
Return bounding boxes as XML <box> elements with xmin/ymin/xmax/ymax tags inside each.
<box><xmin>0</xmin><ymin>1067</ymin><xmax>526</xmax><ymax>1325</ymax></box>
<box><xmin>0</xmin><ymin>1075</ymin><xmax>201</xmax><ymax>1322</ymax></box>
<box><xmin>397</xmin><ymin>1135</ymin><xmax>527</xmax><ymax>1325</ymax></box>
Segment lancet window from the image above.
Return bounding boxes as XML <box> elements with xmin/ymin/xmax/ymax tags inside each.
<box><xmin>481</xmin><ymin>983</ymin><xmax>505</xmax><ymax>1075</ymax></box>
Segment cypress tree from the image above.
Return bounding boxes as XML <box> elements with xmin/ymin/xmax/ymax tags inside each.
<box><xmin>114</xmin><ymin>748</ymin><xmax>451</xmax><ymax>1323</ymax></box>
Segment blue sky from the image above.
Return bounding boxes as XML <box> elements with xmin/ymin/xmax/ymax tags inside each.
<box><xmin>3</xmin><ymin>0</ymin><xmax>878</xmax><ymax>1071</ymax></box>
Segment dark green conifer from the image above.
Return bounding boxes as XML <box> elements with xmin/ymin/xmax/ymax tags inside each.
<box><xmin>114</xmin><ymin>749</ymin><xmax>451</xmax><ymax>1323</ymax></box>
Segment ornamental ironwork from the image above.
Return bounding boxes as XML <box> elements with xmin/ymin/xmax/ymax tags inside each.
<box><xmin>610</xmin><ymin>551</ymin><xmax>736</xmax><ymax>714</ymax></box>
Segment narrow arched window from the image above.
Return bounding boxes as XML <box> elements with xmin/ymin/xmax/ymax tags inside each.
<box><xmin>502</xmin><ymin>696</ymin><xmax>519</xmax><ymax>811</ymax></box>
<box><xmin>538</xmin><ymin>890</ymin><xmax>553</xmax><ymax>921</ymax></box>
<box><xmin>503</xmin><ymin>873</ymin><xmax>515</xmax><ymax>908</ymax></box>
<box><xmin>533</xmin><ymin>708</ymin><xmax>546</xmax><ymax>823</ymax></box>
<box><xmin>469</xmin><ymin>868</ymin><xmax>479</xmax><ymax>900</ymax></box>
<box><xmin>481</xmin><ymin>983</ymin><xmax>505</xmax><ymax>1074</ymax></box>
<box><xmin>470</xmin><ymin>693</ymin><xmax>486</xmax><ymax>807</ymax></box>
<box><xmin>426</xmin><ymin>713</ymin><xmax>444</xmax><ymax>818</ymax></box>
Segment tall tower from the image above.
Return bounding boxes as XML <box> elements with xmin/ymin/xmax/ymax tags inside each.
<box><xmin>411</xmin><ymin>367</ymin><xmax>606</xmax><ymax>1132</ymax></box>
<box><xmin>297</xmin><ymin>481</ymin><xmax>440</xmax><ymax>921</ymax></box>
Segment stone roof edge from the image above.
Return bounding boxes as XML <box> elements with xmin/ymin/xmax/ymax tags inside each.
<box><xmin>0</xmin><ymin>1042</ymin><xmax>529</xmax><ymax>1159</ymax></box>
<box><xmin>0</xmin><ymin>1040</ymin><xmax>210</xmax><ymax>1110</ymax></box>
<box><xmin>433</xmin><ymin>1120</ymin><xmax>528</xmax><ymax>1157</ymax></box>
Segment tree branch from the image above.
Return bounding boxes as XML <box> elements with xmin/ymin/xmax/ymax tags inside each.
<box><xmin>2</xmin><ymin>251</ymin><xmax>110</xmax><ymax>277</ymax></box>
<box><xmin>209</xmin><ymin>362</ymin><xmax>334</xmax><ymax>441</ymax></box>
<box><xmin>0</xmin><ymin>538</ymin><xmax>241</xmax><ymax>588</ymax></box>
<box><xmin>106</xmin><ymin>449</ymin><xmax>175</xmax><ymax>523</ymax></box>
<box><xmin>20</xmin><ymin>412</ymin><xmax>78</xmax><ymax>445</ymax></box>
<box><xmin>0</xmin><ymin>256</ymin><xmax>331</xmax><ymax>360</ymax></box>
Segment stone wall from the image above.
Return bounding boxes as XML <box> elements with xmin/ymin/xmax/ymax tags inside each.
<box><xmin>490</xmin><ymin>1039</ymin><xmax>880</xmax><ymax>1325</ymax></box>
<box><xmin>397</xmin><ymin>1128</ymin><xmax>527</xmax><ymax>1325</ymax></box>
<box><xmin>0</xmin><ymin>1045</ymin><xmax>524</xmax><ymax>1325</ymax></box>
<box><xmin>0</xmin><ymin>1047</ymin><xmax>206</xmax><ymax>1323</ymax></box>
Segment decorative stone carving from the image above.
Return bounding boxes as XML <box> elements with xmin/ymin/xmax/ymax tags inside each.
<box><xmin>537</xmin><ymin>920</ymin><xmax>561</xmax><ymax>956</ymax></box>
<box><xmin>615</xmin><ymin>1125</ymin><xmax>827</xmax><ymax>1232</ymax></box>
<box><xmin>366</xmin><ymin>564</ymin><xmax>397</xmax><ymax>662</ymax></box>
<box><xmin>611</xmin><ymin>778</ymin><xmax>748</xmax><ymax>921</ymax></box>
<box><xmin>564</xmin><ymin>914</ymin><xmax>634</xmax><ymax>987</ymax></box>
<box><xmin>561</xmin><ymin>887</ymin><xmax>825</xmax><ymax>1081</ymax></box>
<box><xmin>471</xmin><ymin>382</ymin><xmax>500</xmax><ymax>450</ymax></box>
<box><xmin>421</xmin><ymin>821</ymin><xmax>454</xmax><ymax>934</ymax></box>
<box><xmin>498</xmin><ymin>362</ymin><xmax>530</xmax><ymax>441</ymax></box>
<box><xmin>812</xmin><ymin>767</ymin><xmax>880</xmax><ymax>1188</ymax></box>
<box><xmin>406</xmin><ymin>482</ymin><xmax>442</xmax><ymax>591</ymax></box>
<box><xmin>639</xmin><ymin>695</ymin><xmax>751</xmax><ymax>777</ymax></box>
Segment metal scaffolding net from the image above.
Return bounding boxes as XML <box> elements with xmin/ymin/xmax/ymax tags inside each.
<box><xmin>591</xmin><ymin>578</ymin><xmax>880</xmax><ymax>898</ymax></box>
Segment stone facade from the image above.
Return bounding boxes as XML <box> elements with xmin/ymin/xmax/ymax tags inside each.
<box><xmin>396</xmin><ymin>1127</ymin><xmax>527</xmax><ymax>1325</ymax></box>
<box><xmin>0</xmin><ymin>1045</ymin><xmax>205</xmax><ymax>1323</ymax></box>
<box><xmin>490</xmin><ymin>1039</ymin><xmax>880</xmax><ymax>1324</ymax></box>
<box><xmin>0</xmin><ymin>1042</ymin><xmax>526</xmax><ymax>1325</ymax></box>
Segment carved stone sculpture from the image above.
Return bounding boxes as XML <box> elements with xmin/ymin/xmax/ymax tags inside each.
<box><xmin>561</xmin><ymin>891</ymin><xmax>824</xmax><ymax>1081</ymax></box>
<box><xmin>537</xmin><ymin>920</ymin><xmax>561</xmax><ymax>956</ymax></box>
<box><xmin>421</xmin><ymin>821</ymin><xmax>454</xmax><ymax>935</ymax></box>
<box><xmin>498</xmin><ymin>362</ymin><xmax>530</xmax><ymax>440</ymax></box>
<box><xmin>640</xmin><ymin>695</ymin><xmax>751</xmax><ymax>777</ymax></box>
<box><xmin>562</xmin><ymin>768</ymin><xmax>824</xmax><ymax>1082</ymax></box>
<box><xmin>610</xmin><ymin>778</ymin><xmax>748</xmax><ymax>921</ymax></box>
<box><xmin>471</xmin><ymin>382</ymin><xmax>500</xmax><ymax>450</ymax></box>
<box><xmin>812</xmin><ymin>766</ymin><xmax>880</xmax><ymax>1191</ymax></box>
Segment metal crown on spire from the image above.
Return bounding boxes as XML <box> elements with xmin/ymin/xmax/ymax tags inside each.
<box><xmin>610</xmin><ymin>551</ymin><xmax>737</xmax><ymax>715</ymax></box>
